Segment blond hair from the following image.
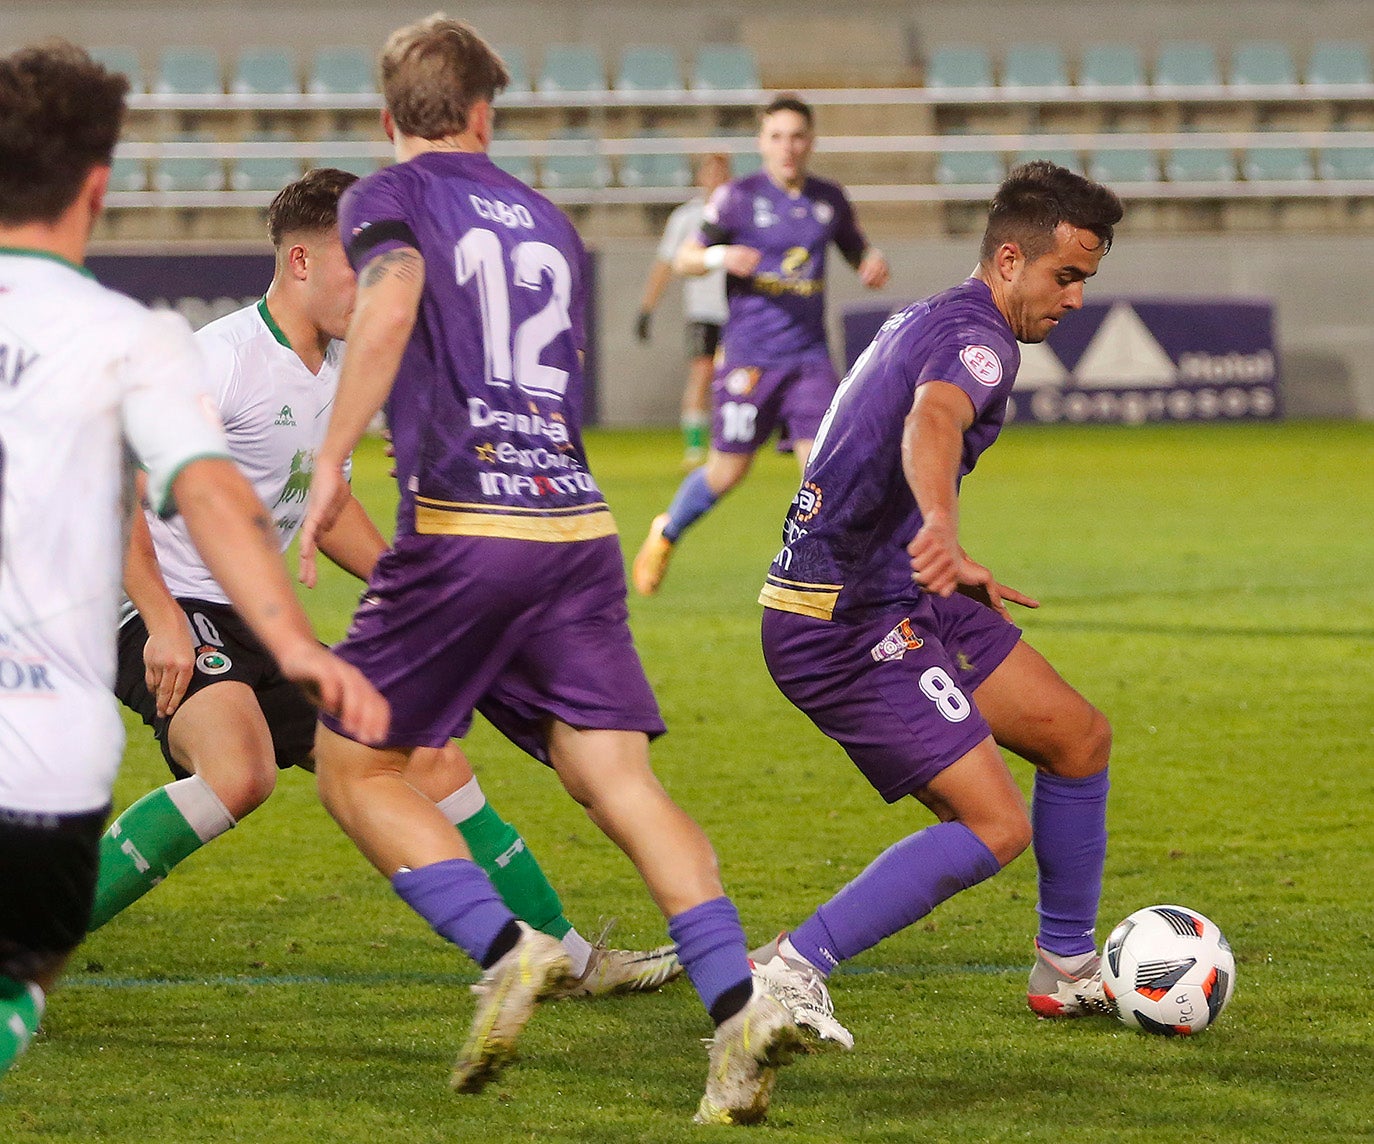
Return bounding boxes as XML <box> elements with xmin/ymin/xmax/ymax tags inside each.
<box><xmin>380</xmin><ymin>13</ymin><xmax>509</xmax><ymax>140</ymax></box>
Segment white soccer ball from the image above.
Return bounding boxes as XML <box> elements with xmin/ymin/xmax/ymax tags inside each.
<box><xmin>1101</xmin><ymin>904</ymin><xmax>1236</xmax><ymax>1035</ymax></box>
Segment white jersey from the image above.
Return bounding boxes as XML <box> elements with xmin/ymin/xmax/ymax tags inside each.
<box><xmin>145</xmin><ymin>299</ymin><xmax>341</xmax><ymax>605</ymax></box>
<box><xmin>0</xmin><ymin>249</ymin><xmax>229</xmax><ymax>814</ymax></box>
<box><xmin>658</xmin><ymin>196</ymin><xmax>727</xmax><ymax>324</ymax></box>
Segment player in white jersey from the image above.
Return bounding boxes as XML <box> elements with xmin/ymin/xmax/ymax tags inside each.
<box><xmin>95</xmin><ymin>170</ymin><xmax>681</xmax><ymax>1000</ymax></box>
<box><xmin>634</xmin><ymin>154</ymin><xmax>730</xmax><ymax>467</ymax></box>
<box><xmin>0</xmin><ymin>43</ymin><xmax>387</xmax><ymax>1079</ymax></box>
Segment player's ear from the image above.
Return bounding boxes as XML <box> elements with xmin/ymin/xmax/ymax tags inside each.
<box><xmin>381</xmin><ymin>108</ymin><xmax>396</xmax><ymax>142</ymax></box>
<box><xmin>995</xmin><ymin>241</ymin><xmax>1022</xmax><ymax>282</ymax></box>
<box><xmin>82</xmin><ymin>164</ymin><xmax>111</xmax><ymax>227</ymax></box>
<box><xmin>289</xmin><ymin>242</ymin><xmax>310</xmax><ymax>280</ymax></box>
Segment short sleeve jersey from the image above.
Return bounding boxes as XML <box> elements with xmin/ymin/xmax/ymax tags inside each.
<box><xmin>657</xmin><ymin>197</ymin><xmax>727</xmax><ymax>324</ymax></box>
<box><xmin>0</xmin><ymin>250</ymin><xmax>229</xmax><ymax>813</ymax></box>
<box><xmin>760</xmin><ymin>278</ymin><xmax>1020</xmax><ymax>622</ymax></box>
<box><xmin>339</xmin><ymin>152</ymin><xmax>614</xmax><ymax>544</ymax></box>
<box><xmin>698</xmin><ymin>171</ymin><xmax>866</xmax><ymax>367</ymax></box>
<box><xmin>147</xmin><ymin>299</ymin><xmax>342</xmax><ymax>604</ymax></box>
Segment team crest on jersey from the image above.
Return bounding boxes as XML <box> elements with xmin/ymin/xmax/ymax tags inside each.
<box><xmin>813</xmin><ymin>200</ymin><xmax>834</xmax><ymax>224</ymax></box>
<box><xmin>959</xmin><ymin>345</ymin><xmax>1003</xmax><ymax>387</ymax></box>
<box><xmin>753</xmin><ymin>196</ymin><xmax>778</xmax><ymax>228</ymax></box>
<box><xmin>870</xmin><ymin>619</ymin><xmax>924</xmax><ymax>663</ymax></box>
<box><xmin>274</xmin><ymin>404</ymin><xmax>296</xmax><ymax>426</ymax></box>
<box><xmin>724</xmin><ymin>367</ymin><xmax>760</xmax><ymax>397</ymax></box>
<box><xmin>794</xmin><ymin>481</ymin><xmax>823</xmax><ymax>522</ymax></box>
<box><xmin>195</xmin><ymin>648</ymin><xmax>232</xmax><ymax>676</ymax></box>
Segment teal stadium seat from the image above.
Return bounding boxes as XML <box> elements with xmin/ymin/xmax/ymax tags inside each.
<box><xmin>1166</xmin><ymin>147</ymin><xmax>1236</xmax><ymax>183</ymax></box>
<box><xmin>108</xmin><ymin>155</ymin><xmax>147</xmax><ymax>192</ymax></box>
<box><xmin>537</xmin><ymin>45</ymin><xmax>606</xmax><ymax>94</ymax></box>
<box><xmin>692</xmin><ymin>45</ymin><xmax>760</xmax><ymax>92</ymax></box>
<box><xmin>1153</xmin><ymin>42</ymin><xmax>1221</xmax><ymax>88</ymax></box>
<box><xmin>493</xmin><ymin>153</ymin><xmax>537</xmax><ymax>184</ymax></box>
<box><xmin>1242</xmin><ymin>147</ymin><xmax>1315</xmax><ymax>181</ymax></box>
<box><xmin>309</xmin><ymin>47</ymin><xmax>375</xmax><ymax>95</ymax></box>
<box><xmin>1078</xmin><ymin>43</ymin><xmax>1147</xmax><ymax>89</ymax></box>
<box><xmin>540</xmin><ymin>131</ymin><xmax>608</xmax><ymax>189</ymax></box>
<box><xmin>619</xmin><ymin>146</ymin><xmax>691</xmax><ymax>188</ymax></box>
<box><xmin>233</xmin><ymin>48</ymin><xmax>299</xmax><ymax>95</ymax></box>
<box><xmin>1001</xmin><ymin>44</ymin><xmax>1069</xmax><ymax>90</ymax></box>
<box><xmin>926</xmin><ymin>46</ymin><xmax>994</xmax><ymax>89</ymax></box>
<box><xmin>495</xmin><ymin>46</ymin><xmax>531</xmax><ymax>94</ymax></box>
<box><xmin>936</xmin><ymin>150</ymin><xmax>1004</xmax><ymax>185</ymax></box>
<box><xmin>1088</xmin><ymin>149</ymin><xmax>1159</xmax><ymax>183</ymax></box>
<box><xmin>1013</xmin><ymin>148</ymin><xmax>1081</xmax><ymax>173</ymax></box>
<box><xmin>90</xmin><ymin>46</ymin><xmax>144</xmax><ymax>94</ymax></box>
<box><xmin>1306</xmin><ymin>41</ymin><xmax>1373</xmax><ymax>86</ymax></box>
<box><xmin>616</xmin><ymin>46</ymin><xmax>682</xmax><ymax>92</ymax></box>
<box><xmin>154</xmin><ymin>155</ymin><xmax>226</xmax><ymax>192</ymax></box>
<box><xmin>231</xmin><ymin>155</ymin><xmax>303</xmax><ymax>191</ymax></box>
<box><xmin>1318</xmin><ymin>146</ymin><xmax>1374</xmax><ymax>180</ymax></box>
<box><xmin>155</xmin><ymin>48</ymin><xmax>222</xmax><ymax>95</ymax></box>
<box><xmin>313</xmin><ymin>154</ymin><xmax>384</xmax><ymax>179</ymax></box>
<box><xmin>1230</xmin><ymin>42</ymin><xmax>1297</xmax><ymax>87</ymax></box>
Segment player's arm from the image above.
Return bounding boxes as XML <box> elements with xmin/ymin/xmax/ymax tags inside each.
<box><xmin>122</xmin><ymin>472</ymin><xmax>195</xmax><ymax>718</ymax></box>
<box><xmin>833</xmin><ymin>192</ymin><xmax>890</xmax><ymax>289</ymax></box>
<box><xmin>902</xmin><ymin>381</ymin><xmax>1037</xmax><ymax>618</ymax></box>
<box><xmin>314</xmin><ymin>491</ymin><xmax>388</xmax><ymax>582</ymax></box>
<box><xmin>635</xmin><ymin>259</ymin><xmax>673</xmax><ymax>340</ymax></box>
<box><xmin>300</xmin><ymin>244</ymin><xmax>424</xmax><ymax>587</ymax></box>
<box><xmin>675</xmin><ymin>236</ymin><xmax>761</xmax><ymax>278</ymax></box>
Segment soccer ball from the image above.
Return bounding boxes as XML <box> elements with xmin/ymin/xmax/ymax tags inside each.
<box><xmin>1101</xmin><ymin>904</ymin><xmax>1235</xmax><ymax>1036</ymax></box>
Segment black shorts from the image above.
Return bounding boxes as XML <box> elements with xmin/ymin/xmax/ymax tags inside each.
<box><xmin>115</xmin><ymin>599</ymin><xmax>317</xmax><ymax>779</ymax></box>
<box><xmin>685</xmin><ymin>320</ymin><xmax>722</xmax><ymax>361</ymax></box>
<box><xmin>0</xmin><ymin>805</ymin><xmax>107</xmax><ymax>974</ymax></box>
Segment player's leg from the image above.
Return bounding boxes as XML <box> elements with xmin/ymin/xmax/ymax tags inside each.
<box><xmin>680</xmin><ymin>337</ymin><xmax>715</xmax><ymax>468</ymax></box>
<box><xmin>973</xmin><ymin>639</ymin><xmax>1113</xmax><ymax>1016</ymax></box>
<box><xmin>545</xmin><ymin>722</ymin><xmax>801</xmax><ymax>1124</ymax></box>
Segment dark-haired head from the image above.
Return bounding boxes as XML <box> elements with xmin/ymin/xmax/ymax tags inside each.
<box><xmin>980</xmin><ymin>160</ymin><xmax>1123</xmax><ymax>265</ymax></box>
<box><xmin>267</xmin><ymin>167</ymin><xmax>359</xmax><ymax>247</ymax></box>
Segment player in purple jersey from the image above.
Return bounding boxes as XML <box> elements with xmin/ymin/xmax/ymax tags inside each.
<box><xmin>632</xmin><ymin>95</ymin><xmax>890</xmax><ymax>596</ymax></box>
<box><xmin>751</xmin><ymin>162</ymin><xmax>1124</xmax><ymax>1045</ymax></box>
<box><xmin>296</xmin><ymin>16</ymin><xmax>801</xmax><ymax>1124</ymax></box>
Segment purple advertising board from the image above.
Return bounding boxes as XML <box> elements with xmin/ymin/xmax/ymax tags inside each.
<box><xmin>86</xmin><ymin>250</ymin><xmax>602</xmax><ymax>425</ymax></box>
<box><xmin>842</xmin><ymin>296</ymin><xmax>1282</xmax><ymax>424</ymax></box>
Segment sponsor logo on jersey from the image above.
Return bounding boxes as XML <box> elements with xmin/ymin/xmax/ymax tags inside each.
<box><xmin>475</xmin><ymin>442</ymin><xmax>498</xmax><ymax>463</ymax></box>
<box><xmin>780</xmin><ymin>246</ymin><xmax>811</xmax><ymax>276</ymax></box>
<box><xmin>794</xmin><ymin>480</ymin><xmax>823</xmax><ymax>523</ymax></box>
<box><xmin>959</xmin><ymin>345</ymin><xmax>1003</xmax><ymax>387</ymax></box>
<box><xmin>0</xmin><ymin>338</ymin><xmax>39</xmax><ymax>389</ymax></box>
<box><xmin>195</xmin><ymin>648</ymin><xmax>233</xmax><ymax>676</ymax></box>
<box><xmin>468</xmin><ymin>397</ymin><xmax>571</xmax><ymax>446</ymax></box>
<box><xmin>724</xmin><ymin>367</ymin><xmax>760</xmax><ymax>397</ymax></box>
<box><xmin>273</xmin><ymin>450</ymin><xmax>314</xmax><ymax>505</ymax></box>
<box><xmin>0</xmin><ymin>654</ymin><xmax>57</xmax><ymax>693</ymax></box>
<box><xmin>274</xmin><ymin>404</ymin><xmax>296</xmax><ymax>426</ymax></box>
<box><xmin>870</xmin><ymin>618</ymin><xmax>924</xmax><ymax>663</ymax></box>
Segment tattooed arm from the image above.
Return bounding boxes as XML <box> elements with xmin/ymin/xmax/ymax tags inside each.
<box><xmin>300</xmin><ymin>246</ymin><xmax>425</xmax><ymax>585</ymax></box>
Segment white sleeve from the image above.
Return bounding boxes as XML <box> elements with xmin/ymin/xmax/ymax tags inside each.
<box><xmin>657</xmin><ymin>201</ymin><xmax>696</xmax><ymax>262</ymax></box>
<box><xmin>119</xmin><ymin>311</ymin><xmax>232</xmax><ymax>517</ymax></box>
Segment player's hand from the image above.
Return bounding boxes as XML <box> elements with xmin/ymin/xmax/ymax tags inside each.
<box><xmin>954</xmin><ymin>559</ymin><xmax>1040</xmax><ymax>622</ymax></box>
<box><xmin>859</xmin><ymin>249</ymin><xmax>891</xmax><ymax>290</ymax></box>
<box><xmin>907</xmin><ymin>514</ymin><xmax>964</xmax><ymax>598</ymax></box>
<box><xmin>724</xmin><ymin>245</ymin><xmax>762</xmax><ymax>276</ymax></box>
<box><xmin>635</xmin><ymin>310</ymin><xmax>652</xmax><ymax>341</ymax></box>
<box><xmin>299</xmin><ymin>461</ymin><xmax>350</xmax><ymax>589</ymax></box>
<box><xmin>143</xmin><ymin>615</ymin><xmax>196</xmax><ymax>718</ymax></box>
<box><xmin>278</xmin><ymin>642</ymin><xmax>390</xmax><ymax>745</ymax></box>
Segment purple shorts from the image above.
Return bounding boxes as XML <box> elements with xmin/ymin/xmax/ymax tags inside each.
<box><xmin>761</xmin><ymin>593</ymin><xmax>1022</xmax><ymax>802</ymax></box>
<box><xmin>323</xmin><ymin>533</ymin><xmax>665</xmax><ymax>760</ymax></box>
<box><xmin>711</xmin><ymin>355</ymin><xmax>839</xmax><ymax>455</ymax></box>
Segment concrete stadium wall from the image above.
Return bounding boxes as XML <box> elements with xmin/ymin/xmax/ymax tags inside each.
<box><xmin>601</xmin><ymin>234</ymin><xmax>1374</xmax><ymax>423</ymax></box>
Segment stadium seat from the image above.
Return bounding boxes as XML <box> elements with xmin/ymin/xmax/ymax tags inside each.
<box><xmin>935</xmin><ymin>150</ymin><xmax>1003</xmax><ymax>184</ymax></box>
<box><xmin>1001</xmin><ymin>44</ymin><xmax>1069</xmax><ymax>90</ymax></box>
<box><xmin>312</xmin><ymin>153</ymin><xmax>384</xmax><ymax>178</ymax></box>
<box><xmin>618</xmin><ymin>147</ymin><xmax>691</xmax><ymax>188</ymax></box>
<box><xmin>1013</xmin><ymin>148</ymin><xmax>1081</xmax><ymax>173</ymax></box>
<box><xmin>1306</xmin><ymin>41</ymin><xmax>1373</xmax><ymax>86</ymax></box>
<box><xmin>692</xmin><ymin>44</ymin><xmax>760</xmax><ymax>92</ymax></box>
<box><xmin>616</xmin><ymin>46</ymin><xmax>683</xmax><ymax>92</ymax></box>
<box><xmin>1230</xmin><ymin>42</ymin><xmax>1297</xmax><ymax>87</ymax></box>
<box><xmin>540</xmin><ymin>131</ymin><xmax>608</xmax><ymax>188</ymax></box>
<box><xmin>308</xmin><ymin>47</ymin><xmax>375</xmax><ymax>95</ymax></box>
<box><xmin>154</xmin><ymin>154</ymin><xmax>226</xmax><ymax>192</ymax></box>
<box><xmin>493</xmin><ymin>153</ymin><xmax>537</xmax><ymax>183</ymax></box>
<box><xmin>1242</xmin><ymin>147</ymin><xmax>1315</xmax><ymax>181</ymax></box>
<box><xmin>232</xmin><ymin>48</ymin><xmax>300</xmax><ymax>95</ymax></box>
<box><xmin>492</xmin><ymin>46</ymin><xmax>530</xmax><ymax>94</ymax></box>
<box><xmin>1166</xmin><ymin>147</ymin><xmax>1236</xmax><ymax>183</ymax></box>
<box><xmin>537</xmin><ymin>45</ymin><xmax>606</xmax><ymax>93</ymax></box>
<box><xmin>1088</xmin><ymin>148</ymin><xmax>1159</xmax><ymax>183</ymax></box>
<box><xmin>1318</xmin><ymin>146</ymin><xmax>1374</xmax><ymax>180</ymax></box>
<box><xmin>89</xmin><ymin>46</ymin><xmax>144</xmax><ymax>94</ymax></box>
<box><xmin>154</xmin><ymin>47</ymin><xmax>223</xmax><ymax>95</ymax></box>
<box><xmin>108</xmin><ymin>154</ymin><xmax>147</xmax><ymax>192</ymax></box>
<box><xmin>926</xmin><ymin>46</ymin><xmax>994</xmax><ymax>88</ymax></box>
<box><xmin>230</xmin><ymin>155</ymin><xmax>303</xmax><ymax>191</ymax></box>
<box><xmin>1153</xmin><ymin>42</ymin><xmax>1221</xmax><ymax>88</ymax></box>
<box><xmin>1078</xmin><ymin>43</ymin><xmax>1147</xmax><ymax>89</ymax></box>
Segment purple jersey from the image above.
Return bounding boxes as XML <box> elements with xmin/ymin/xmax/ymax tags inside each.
<box><xmin>699</xmin><ymin>171</ymin><xmax>866</xmax><ymax>367</ymax></box>
<box><xmin>760</xmin><ymin>277</ymin><xmax>1021</xmax><ymax>621</ymax></box>
<box><xmin>339</xmin><ymin>151</ymin><xmax>614</xmax><ymax>544</ymax></box>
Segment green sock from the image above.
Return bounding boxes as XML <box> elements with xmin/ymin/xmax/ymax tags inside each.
<box><xmin>456</xmin><ymin>802</ymin><xmax>572</xmax><ymax>940</ymax></box>
<box><xmin>682</xmin><ymin>416</ymin><xmax>708</xmax><ymax>452</ymax></box>
<box><xmin>0</xmin><ymin>976</ymin><xmax>44</xmax><ymax>1076</ymax></box>
<box><xmin>88</xmin><ymin>778</ymin><xmax>234</xmax><ymax>932</ymax></box>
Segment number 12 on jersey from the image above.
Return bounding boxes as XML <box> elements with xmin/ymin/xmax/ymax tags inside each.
<box><xmin>455</xmin><ymin>227</ymin><xmax>573</xmax><ymax>401</ymax></box>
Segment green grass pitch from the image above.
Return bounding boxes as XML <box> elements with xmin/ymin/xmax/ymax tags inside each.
<box><xmin>3</xmin><ymin>421</ymin><xmax>1370</xmax><ymax>1142</ymax></box>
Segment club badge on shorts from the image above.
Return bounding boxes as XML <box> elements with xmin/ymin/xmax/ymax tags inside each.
<box><xmin>195</xmin><ymin>647</ymin><xmax>233</xmax><ymax>676</ymax></box>
<box><xmin>870</xmin><ymin>618</ymin><xmax>923</xmax><ymax>663</ymax></box>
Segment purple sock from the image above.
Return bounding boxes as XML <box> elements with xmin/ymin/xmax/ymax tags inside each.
<box><xmin>1032</xmin><ymin>769</ymin><xmax>1109</xmax><ymax>958</ymax></box>
<box><xmin>790</xmin><ymin>822</ymin><xmax>1001</xmax><ymax>973</ymax></box>
<box><xmin>662</xmin><ymin>467</ymin><xmax>718</xmax><ymax>542</ymax></box>
<box><xmin>392</xmin><ymin>858</ymin><xmax>518</xmax><ymax>966</ymax></box>
<box><xmin>667</xmin><ymin>896</ymin><xmax>752</xmax><ymax>1023</ymax></box>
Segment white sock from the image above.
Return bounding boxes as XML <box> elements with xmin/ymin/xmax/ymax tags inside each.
<box><xmin>779</xmin><ymin>935</ymin><xmax>823</xmax><ymax>974</ymax></box>
<box><xmin>561</xmin><ymin>928</ymin><xmax>593</xmax><ymax>977</ymax></box>
<box><xmin>435</xmin><ymin>776</ymin><xmax>486</xmax><ymax>825</ymax></box>
<box><xmin>164</xmin><ymin>775</ymin><xmax>235</xmax><ymax>842</ymax></box>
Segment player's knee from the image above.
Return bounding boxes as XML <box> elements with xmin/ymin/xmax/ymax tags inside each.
<box><xmin>208</xmin><ymin>761</ymin><xmax>277</xmax><ymax>819</ymax></box>
<box><xmin>973</xmin><ymin>806</ymin><xmax>1032</xmax><ymax>868</ymax></box>
<box><xmin>1041</xmin><ymin>704</ymin><xmax>1112</xmax><ymax>780</ymax></box>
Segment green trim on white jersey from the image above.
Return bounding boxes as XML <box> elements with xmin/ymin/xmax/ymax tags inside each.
<box><xmin>256</xmin><ymin>296</ymin><xmax>292</xmax><ymax>349</ymax></box>
<box><xmin>0</xmin><ymin>245</ymin><xmax>95</xmax><ymax>279</ymax></box>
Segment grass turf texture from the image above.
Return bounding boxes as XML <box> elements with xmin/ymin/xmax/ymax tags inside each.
<box><xmin>3</xmin><ymin>421</ymin><xmax>1370</xmax><ymax>1142</ymax></box>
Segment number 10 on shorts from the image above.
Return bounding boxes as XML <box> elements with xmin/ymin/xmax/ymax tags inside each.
<box><xmin>720</xmin><ymin>401</ymin><xmax>757</xmax><ymax>443</ymax></box>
